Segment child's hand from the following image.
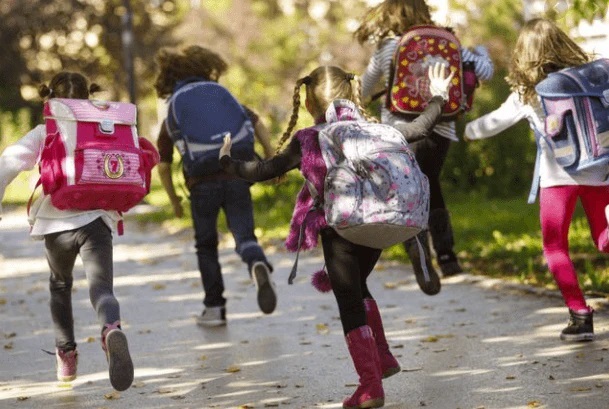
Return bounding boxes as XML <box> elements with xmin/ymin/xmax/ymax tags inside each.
<box><xmin>428</xmin><ymin>62</ymin><xmax>455</xmax><ymax>101</ymax></box>
<box><xmin>219</xmin><ymin>134</ymin><xmax>232</xmax><ymax>159</ymax></box>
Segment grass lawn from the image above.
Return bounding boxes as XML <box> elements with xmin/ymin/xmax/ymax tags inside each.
<box><xmin>4</xmin><ymin>171</ymin><xmax>609</xmax><ymax>296</ymax></box>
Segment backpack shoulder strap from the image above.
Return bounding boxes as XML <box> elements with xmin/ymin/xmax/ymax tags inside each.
<box><xmin>527</xmin><ymin>132</ymin><xmax>543</xmax><ymax>204</ymax></box>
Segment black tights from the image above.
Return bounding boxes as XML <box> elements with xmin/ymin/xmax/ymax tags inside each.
<box><xmin>320</xmin><ymin>228</ymin><xmax>382</xmax><ymax>334</ymax></box>
<box><xmin>408</xmin><ymin>132</ymin><xmax>450</xmax><ymax>212</ymax></box>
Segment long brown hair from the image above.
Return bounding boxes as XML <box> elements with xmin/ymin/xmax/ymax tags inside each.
<box><xmin>154</xmin><ymin>45</ymin><xmax>228</xmax><ymax>99</ymax></box>
<box><xmin>38</xmin><ymin>72</ymin><xmax>100</xmax><ymax>100</ymax></box>
<box><xmin>506</xmin><ymin>18</ymin><xmax>592</xmax><ymax>106</ymax></box>
<box><xmin>354</xmin><ymin>0</ymin><xmax>434</xmax><ymax>45</ymax></box>
<box><xmin>276</xmin><ymin>66</ymin><xmax>376</xmax><ymax>153</ymax></box>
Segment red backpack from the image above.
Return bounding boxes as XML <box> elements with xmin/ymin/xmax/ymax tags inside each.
<box><xmin>387</xmin><ymin>25</ymin><xmax>468</xmax><ymax>120</ymax></box>
<box><xmin>37</xmin><ymin>98</ymin><xmax>159</xmax><ymax>213</ymax></box>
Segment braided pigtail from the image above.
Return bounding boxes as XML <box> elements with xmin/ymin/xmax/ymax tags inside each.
<box><xmin>276</xmin><ymin>77</ymin><xmax>308</xmax><ymax>154</ymax></box>
<box><xmin>89</xmin><ymin>83</ymin><xmax>102</xmax><ymax>95</ymax></box>
<box><xmin>349</xmin><ymin>74</ymin><xmax>378</xmax><ymax>123</ymax></box>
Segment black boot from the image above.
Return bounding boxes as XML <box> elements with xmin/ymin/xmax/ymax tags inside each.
<box><xmin>403</xmin><ymin>231</ymin><xmax>441</xmax><ymax>295</ymax></box>
<box><xmin>560</xmin><ymin>309</ymin><xmax>594</xmax><ymax>342</ymax></box>
<box><xmin>429</xmin><ymin>209</ymin><xmax>463</xmax><ymax>277</ymax></box>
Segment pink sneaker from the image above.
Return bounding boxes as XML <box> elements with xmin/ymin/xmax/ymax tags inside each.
<box><xmin>56</xmin><ymin>348</ymin><xmax>78</xmax><ymax>382</ymax></box>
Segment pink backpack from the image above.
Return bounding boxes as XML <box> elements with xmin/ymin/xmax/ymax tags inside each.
<box><xmin>38</xmin><ymin>98</ymin><xmax>159</xmax><ymax>212</ymax></box>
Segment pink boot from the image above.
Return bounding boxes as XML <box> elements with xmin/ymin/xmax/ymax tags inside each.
<box><xmin>343</xmin><ymin>326</ymin><xmax>385</xmax><ymax>409</ymax></box>
<box><xmin>101</xmin><ymin>321</ymin><xmax>134</xmax><ymax>391</ymax></box>
<box><xmin>364</xmin><ymin>298</ymin><xmax>401</xmax><ymax>378</ymax></box>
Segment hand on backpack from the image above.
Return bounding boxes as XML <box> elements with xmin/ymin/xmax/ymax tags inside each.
<box><xmin>428</xmin><ymin>62</ymin><xmax>455</xmax><ymax>102</ymax></box>
<box><xmin>219</xmin><ymin>134</ymin><xmax>232</xmax><ymax>159</ymax></box>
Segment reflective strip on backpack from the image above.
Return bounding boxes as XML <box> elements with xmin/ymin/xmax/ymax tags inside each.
<box><xmin>184</xmin><ymin>120</ymin><xmax>252</xmax><ymax>153</ymax></box>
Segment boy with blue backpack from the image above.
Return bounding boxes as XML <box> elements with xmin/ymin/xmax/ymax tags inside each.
<box><xmin>465</xmin><ymin>18</ymin><xmax>609</xmax><ymax>342</ymax></box>
<box><xmin>153</xmin><ymin>46</ymin><xmax>276</xmax><ymax>326</ymax></box>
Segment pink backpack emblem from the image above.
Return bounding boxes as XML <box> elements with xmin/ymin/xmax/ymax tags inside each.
<box><xmin>38</xmin><ymin>98</ymin><xmax>159</xmax><ymax>213</ymax></box>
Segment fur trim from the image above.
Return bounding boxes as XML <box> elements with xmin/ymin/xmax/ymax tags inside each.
<box><xmin>311</xmin><ymin>268</ymin><xmax>332</xmax><ymax>293</ymax></box>
<box><xmin>285</xmin><ymin>128</ymin><xmax>328</xmax><ymax>252</ymax></box>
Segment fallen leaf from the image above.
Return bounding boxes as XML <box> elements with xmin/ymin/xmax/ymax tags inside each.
<box><xmin>316</xmin><ymin>323</ymin><xmax>329</xmax><ymax>335</ymax></box>
<box><xmin>85</xmin><ymin>337</ymin><xmax>95</xmax><ymax>343</ymax></box>
<box><xmin>527</xmin><ymin>401</ymin><xmax>541</xmax><ymax>407</ymax></box>
<box><xmin>152</xmin><ymin>283</ymin><xmax>166</xmax><ymax>290</ymax></box>
<box><xmin>104</xmin><ymin>391</ymin><xmax>120</xmax><ymax>400</ymax></box>
<box><xmin>226</xmin><ymin>365</ymin><xmax>241</xmax><ymax>373</ymax></box>
<box><xmin>16</xmin><ymin>396</ymin><xmax>29</xmax><ymax>401</ymax></box>
<box><xmin>570</xmin><ymin>386</ymin><xmax>592</xmax><ymax>392</ymax></box>
<box><xmin>506</xmin><ymin>376</ymin><xmax>516</xmax><ymax>380</ymax></box>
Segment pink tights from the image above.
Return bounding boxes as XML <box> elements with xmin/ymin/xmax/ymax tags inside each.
<box><xmin>539</xmin><ymin>185</ymin><xmax>609</xmax><ymax>311</ymax></box>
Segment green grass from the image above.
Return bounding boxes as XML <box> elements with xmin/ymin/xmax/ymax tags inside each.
<box><xmin>4</xmin><ymin>168</ymin><xmax>609</xmax><ymax>296</ymax></box>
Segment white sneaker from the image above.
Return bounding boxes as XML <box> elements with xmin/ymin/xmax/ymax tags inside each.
<box><xmin>196</xmin><ymin>306</ymin><xmax>227</xmax><ymax>327</ymax></box>
<box><xmin>252</xmin><ymin>261</ymin><xmax>277</xmax><ymax>314</ymax></box>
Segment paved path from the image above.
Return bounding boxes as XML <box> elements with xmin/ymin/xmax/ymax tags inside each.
<box><xmin>1</xmin><ymin>207</ymin><xmax>608</xmax><ymax>409</ymax></box>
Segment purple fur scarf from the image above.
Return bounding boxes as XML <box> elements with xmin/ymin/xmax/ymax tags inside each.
<box><xmin>284</xmin><ymin>127</ymin><xmax>328</xmax><ymax>252</ymax></box>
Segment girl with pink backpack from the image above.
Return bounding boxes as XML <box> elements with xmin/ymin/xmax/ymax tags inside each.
<box><xmin>218</xmin><ymin>63</ymin><xmax>453</xmax><ymax>409</ymax></box>
<box><xmin>0</xmin><ymin>72</ymin><xmax>152</xmax><ymax>391</ymax></box>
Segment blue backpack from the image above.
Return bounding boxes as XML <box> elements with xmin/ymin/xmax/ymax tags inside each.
<box><xmin>528</xmin><ymin>59</ymin><xmax>609</xmax><ymax>203</ymax></box>
<box><xmin>166</xmin><ymin>79</ymin><xmax>255</xmax><ymax>176</ymax></box>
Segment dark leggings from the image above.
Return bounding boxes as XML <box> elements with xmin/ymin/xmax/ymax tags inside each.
<box><xmin>320</xmin><ymin>228</ymin><xmax>382</xmax><ymax>334</ymax></box>
<box><xmin>45</xmin><ymin>218</ymin><xmax>119</xmax><ymax>351</ymax></box>
<box><xmin>408</xmin><ymin>132</ymin><xmax>451</xmax><ymax>211</ymax></box>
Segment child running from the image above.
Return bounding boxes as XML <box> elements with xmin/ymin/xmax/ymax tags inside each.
<box><xmin>218</xmin><ymin>62</ymin><xmax>453</xmax><ymax>408</ymax></box>
<box><xmin>464</xmin><ymin>18</ymin><xmax>609</xmax><ymax>342</ymax></box>
<box><xmin>0</xmin><ymin>72</ymin><xmax>135</xmax><ymax>390</ymax></box>
<box><xmin>154</xmin><ymin>45</ymin><xmax>277</xmax><ymax>327</ymax></box>
<box><xmin>355</xmin><ymin>0</ymin><xmax>495</xmax><ymax>292</ymax></box>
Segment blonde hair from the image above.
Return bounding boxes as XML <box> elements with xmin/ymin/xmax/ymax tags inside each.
<box><xmin>154</xmin><ymin>45</ymin><xmax>228</xmax><ymax>98</ymax></box>
<box><xmin>507</xmin><ymin>18</ymin><xmax>591</xmax><ymax>106</ymax></box>
<box><xmin>354</xmin><ymin>0</ymin><xmax>434</xmax><ymax>44</ymax></box>
<box><xmin>276</xmin><ymin>66</ymin><xmax>376</xmax><ymax>153</ymax></box>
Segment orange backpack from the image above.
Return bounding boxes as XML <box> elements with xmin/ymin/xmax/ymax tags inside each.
<box><xmin>387</xmin><ymin>25</ymin><xmax>466</xmax><ymax>120</ymax></box>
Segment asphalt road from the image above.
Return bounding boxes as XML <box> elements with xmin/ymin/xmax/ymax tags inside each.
<box><xmin>1</xmin><ymin>206</ymin><xmax>608</xmax><ymax>409</ymax></box>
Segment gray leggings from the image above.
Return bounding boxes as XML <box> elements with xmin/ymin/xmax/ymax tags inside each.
<box><xmin>44</xmin><ymin>218</ymin><xmax>119</xmax><ymax>351</ymax></box>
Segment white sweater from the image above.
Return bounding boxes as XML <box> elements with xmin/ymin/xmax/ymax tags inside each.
<box><xmin>361</xmin><ymin>36</ymin><xmax>495</xmax><ymax>141</ymax></box>
<box><xmin>0</xmin><ymin>125</ymin><xmax>120</xmax><ymax>239</ymax></box>
<box><xmin>464</xmin><ymin>92</ymin><xmax>609</xmax><ymax>188</ymax></box>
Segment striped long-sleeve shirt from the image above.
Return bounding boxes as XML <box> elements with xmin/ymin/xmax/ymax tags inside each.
<box><xmin>361</xmin><ymin>36</ymin><xmax>495</xmax><ymax>141</ymax></box>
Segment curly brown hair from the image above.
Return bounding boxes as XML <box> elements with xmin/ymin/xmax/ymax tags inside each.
<box><xmin>154</xmin><ymin>45</ymin><xmax>228</xmax><ymax>99</ymax></box>
<box><xmin>38</xmin><ymin>71</ymin><xmax>100</xmax><ymax>100</ymax></box>
<box><xmin>275</xmin><ymin>66</ymin><xmax>377</xmax><ymax>154</ymax></box>
<box><xmin>506</xmin><ymin>18</ymin><xmax>592</xmax><ymax>106</ymax></box>
<box><xmin>354</xmin><ymin>0</ymin><xmax>434</xmax><ymax>45</ymax></box>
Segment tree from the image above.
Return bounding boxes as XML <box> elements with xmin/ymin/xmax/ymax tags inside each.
<box><xmin>0</xmin><ymin>0</ymin><xmax>184</xmax><ymax>133</ymax></box>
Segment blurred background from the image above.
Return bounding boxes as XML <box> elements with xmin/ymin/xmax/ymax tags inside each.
<box><xmin>2</xmin><ymin>0</ymin><xmax>609</xmax><ymax>292</ymax></box>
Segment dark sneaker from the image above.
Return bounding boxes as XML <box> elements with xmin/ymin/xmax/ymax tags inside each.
<box><xmin>102</xmin><ymin>323</ymin><xmax>134</xmax><ymax>392</ymax></box>
<box><xmin>560</xmin><ymin>309</ymin><xmax>594</xmax><ymax>342</ymax></box>
<box><xmin>404</xmin><ymin>236</ymin><xmax>441</xmax><ymax>296</ymax></box>
<box><xmin>438</xmin><ymin>252</ymin><xmax>463</xmax><ymax>277</ymax></box>
<box><xmin>252</xmin><ymin>261</ymin><xmax>277</xmax><ymax>314</ymax></box>
<box><xmin>56</xmin><ymin>348</ymin><xmax>78</xmax><ymax>382</ymax></box>
<box><xmin>196</xmin><ymin>306</ymin><xmax>227</xmax><ymax>327</ymax></box>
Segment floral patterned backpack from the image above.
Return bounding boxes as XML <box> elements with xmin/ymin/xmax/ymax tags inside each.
<box><xmin>311</xmin><ymin>102</ymin><xmax>430</xmax><ymax>249</ymax></box>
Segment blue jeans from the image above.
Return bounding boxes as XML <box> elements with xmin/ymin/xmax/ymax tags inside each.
<box><xmin>190</xmin><ymin>179</ymin><xmax>270</xmax><ymax>307</ymax></box>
